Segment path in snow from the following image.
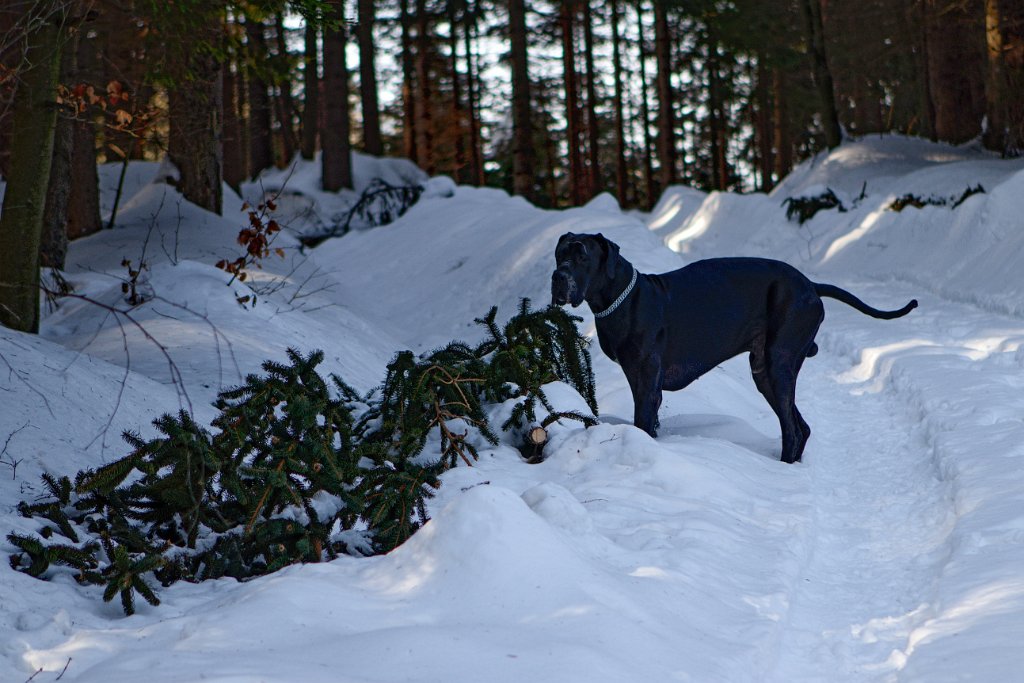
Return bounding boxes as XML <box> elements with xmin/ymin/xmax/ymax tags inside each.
<box><xmin>759</xmin><ymin>278</ymin><xmax>1024</xmax><ymax>681</ymax></box>
<box><xmin>762</xmin><ymin>285</ymin><xmax>953</xmax><ymax>681</ymax></box>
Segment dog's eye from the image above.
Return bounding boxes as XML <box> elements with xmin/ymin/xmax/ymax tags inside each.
<box><xmin>568</xmin><ymin>244</ymin><xmax>588</xmax><ymax>262</ymax></box>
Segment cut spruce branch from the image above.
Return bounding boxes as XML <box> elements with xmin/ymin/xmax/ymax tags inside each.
<box><xmin>8</xmin><ymin>300</ymin><xmax>597</xmax><ymax>615</ymax></box>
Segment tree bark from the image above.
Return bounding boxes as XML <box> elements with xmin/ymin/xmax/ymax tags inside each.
<box><xmin>67</xmin><ymin>22</ymin><xmax>101</xmax><ymax>241</ymax></box>
<box><xmin>222</xmin><ymin>58</ymin><xmax>246</xmax><ymax>190</ymax></box>
<box><xmin>706</xmin><ymin>28</ymin><xmax>727</xmax><ymax>191</ymax></box>
<box><xmin>611</xmin><ymin>0</ymin><xmax>628</xmax><ymax>204</ymax></box>
<box><xmin>983</xmin><ymin>0</ymin><xmax>1024</xmax><ymax>153</ymax></box>
<box><xmin>924</xmin><ymin>0</ymin><xmax>985</xmax><ymax>144</ymax></box>
<box><xmin>322</xmin><ymin>1</ymin><xmax>352</xmax><ymax>191</ymax></box>
<box><xmin>41</xmin><ymin>33</ymin><xmax>78</xmax><ymax>270</ymax></box>
<box><xmin>357</xmin><ymin>0</ymin><xmax>383</xmax><ymax>156</ymax></box>
<box><xmin>447</xmin><ymin>0</ymin><xmax>466</xmax><ymax>182</ymax></box>
<box><xmin>636</xmin><ymin>0</ymin><xmax>654</xmax><ymax>209</ymax></box>
<box><xmin>273</xmin><ymin>13</ymin><xmax>298</xmax><ymax>164</ymax></box>
<box><xmin>400</xmin><ymin>0</ymin><xmax>418</xmax><ymax>163</ymax></box>
<box><xmin>0</xmin><ymin>7</ymin><xmax>64</xmax><ymax>332</ymax></box>
<box><xmin>754</xmin><ymin>57</ymin><xmax>774</xmax><ymax>192</ymax></box>
<box><xmin>772</xmin><ymin>67</ymin><xmax>792</xmax><ymax>180</ymax></box>
<box><xmin>0</xmin><ymin>5</ymin><xmax>21</xmax><ymax>179</ymax></box>
<box><xmin>167</xmin><ymin>24</ymin><xmax>223</xmax><ymax>215</ymax></box>
<box><xmin>246</xmin><ymin>18</ymin><xmax>274</xmax><ymax>176</ymax></box>
<box><xmin>582</xmin><ymin>0</ymin><xmax>600</xmax><ymax>200</ymax></box>
<box><xmin>67</xmin><ymin>111</ymin><xmax>102</xmax><ymax>240</ymax></box>
<box><xmin>300</xmin><ymin>21</ymin><xmax>319</xmax><ymax>160</ymax></box>
<box><xmin>653</xmin><ymin>0</ymin><xmax>677</xmax><ymax>192</ymax></box>
<box><xmin>801</xmin><ymin>0</ymin><xmax>842</xmax><ymax>149</ymax></box>
<box><xmin>414</xmin><ymin>0</ymin><xmax>435</xmax><ymax>173</ymax></box>
<box><xmin>509</xmin><ymin>0</ymin><xmax>534</xmax><ymax>200</ymax></box>
<box><xmin>463</xmin><ymin>6</ymin><xmax>483</xmax><ymax>185</ymax></box>
<box><xmin>560</xmin><ymin>0</ymin><xmax>584</xmax><ymax>206</ymax></box>
<box><xmin>94</xmin><ymin>1</ymin><xmax>148</xmax><ymax>160</ymax></box>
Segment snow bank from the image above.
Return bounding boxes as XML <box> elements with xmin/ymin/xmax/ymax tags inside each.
<box><xmin>655</xmin><ymin>135</ymin><xmax>1024</xmax><ymax>316</ymax></box>
<box><xmin>3</xmin><ymin>136</ymin><xmax>1024</xmax><ymax>681</ymax></box>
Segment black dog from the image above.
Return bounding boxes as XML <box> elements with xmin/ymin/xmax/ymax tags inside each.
<box><xmin>550</xmin><ymin>232</ymin><xmax>917</xmax><ymax>464</ymax></box>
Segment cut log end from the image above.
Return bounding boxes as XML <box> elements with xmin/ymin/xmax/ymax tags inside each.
<box><xmin>523</xmin><ymin>426</ymin><xmax>549</xmax><ymax>464</ymax></box>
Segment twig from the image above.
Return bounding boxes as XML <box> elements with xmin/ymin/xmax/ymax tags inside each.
<box><xmin>1</xmin><ymin>422</ymin><xmax>29</xmax><ymax>479</ymax></box>
<box><xmin>107</xmin><ymin>153</ymin><xmax>130</xmax><ymax>230</ymax></box>
<box><xmin>0</xmin><ymin>346</ymin><xmax>54</xmax><ymax>417</ymax></box>
<box><xmin>22</xmin><ymin>667</ymin><xmax>43</xmax><ymax>683</ymax></box>
<box><xmin>55</xmin><ymin>657</ymin><xmax>72</xmax><ymax>680</ymax></box>
<box><xmin>84</xmin><ymin>308</ymin><xmax>133</xmax><ymax>451</ymax></box>
<box><xmin>40</xmin><ymin>286</ymin><xmax>194</xmax><ymax>417</ymax></box>
<box><xmin>245</xmin><ymin>459</ymin><xmax>286</xmax><ymax>534</ymax></box>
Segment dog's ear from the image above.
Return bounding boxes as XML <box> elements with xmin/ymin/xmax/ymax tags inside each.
<box><xmin>557</xmin><ymin>232</ymin><xmax>575</xmax><ymax>248</ymax></box>
<box><xmin>596</xmin><ymin>234</ymin><xmax>620</xmax><ymax>279</ymax></box>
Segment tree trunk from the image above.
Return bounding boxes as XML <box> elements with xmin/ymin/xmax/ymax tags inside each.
<box><xmin>582</xmin><ymin>0</ymin><xmax>600</xmax><ymax>200</ymax></box>
<box><xmin>542</xmin><ymin>92</ymin><xmax>559</xmax><ymax>206</ymax></box>
<box><xmin>67</xmin><ymin>22</ymin><xmax>101</xmax><ymax>241</ymax></box>
<box><xmin>41</xmin><ymin>35</ymin><xmax>78</xmax><ymax>270</ymax></box>
<box><xmin>983</xmin><ymin>0</ymin><xmax>1024</xmax><ymax>153</ymax></box>
<box><xmin>637</xmin><ymin>0</ymin><xmax>655</xmax><ymax>209</ymax></box>
<box><xmin>222</xmin><ymin>59</ymin><xmax>246</xmax><ymax>190</ymax></box>
<box><xmin>447</xmin><ymin>1</ymin><xmax>466</xmax><ymax>182</ymax></box>
<box><xmin>463</xmin><ymin>6</ymin><xmax>484</xmax><ymax>185</ymax></box>
<box><xmin>560</xmin><ymin>0</ymin><xmax>584</xmax><ymax>206</ymax></box>
<box><xmin>274</xmin><ymin>13</ymin><xmax>298</xmax><ymax>164</ymax></box>
<box><xmin>67</xmin><ymin>113</ymin><xmax>102</xmax><ymax>240</ymax></box>
<box><xmin>414</xmin><ymin>0</ymin><xmax>435</xmax><ymax>173</ymax></box>
<box><xmin>246</xmin><ymin>18</ymin><xmax>274</xmax><ymax>176</ymax></box>
<box><xmin>167</xmin><ymin>27</ymin><xmax>223</xmax><ymax>215</ymax></box>
<box><xmin>653</xmin><ymin>0</ymin><xmax>677</xmax><ymax>192</ymax></box>
<box><xmin>400</xmin><ymin>0</ymin><xmax>418</xmax><ymax>163</ymax></box>
<box><xmin>300</xmin><ymin>21</ymin><xmax>319</xmax><ymax>160</ymax></box>
<box><xmin>358</xmin><ymin>0</ymin><xmax>383</xmax><ymax>156</ymax></box>
<box><xmin>754</xmin><ymin>57</ymin><xmax>774</xmax><ymax>192</ymax></box>
<box><xmin>904</xmin><ymin>0</ymin><xmax>937</xmax><ymax>140</ymax></box>
<box><xmin>95</xmin><ymin>1</ymin><xmax>148</xmax><ymax>160</ymax></box>
<box><xmin>850</xmin><ymin>74</ymin><xmax>884</xmax><ymax>135</ymax></box>
<box><xmin>1001</xmin><ymin>1</ymin><xmax>1024</xmax><ymax>152</ymax></box>
<box><xmin>0</xmin><ymin>9</ymin><xmax>63</xmax><ymax>332</ymax></box>
<box><xmin>509</xmin><ymin>0</ymin><xmax>534</xmax><ymax>200</ymax></box>
<box><xmin>924</xmin><ymin>0</ymin><xmax>985</xmax><ymax>144</ymax></box>
<box><xmin>611</xmin><ymin>0</ymin><xmax>628</xmax><ymax>204</ymax></box>
<box><xmin>772</xmin><ymin>67</ymin><xmax>792</xmax><ymax>180</ymax></box>
<box><xmin>801</xmin><ymin>0</ymin><xmax>842</xmax><ymax>149</ymax></box>
<box><xmin>706</xmin><ymin>30</ymin><xmax>727</xmax><ymax>191</ymax></box>
<box><xmin>322</xmin><ymin>1</ymin><xmax>352</xmax><ymax>191</ymax></box>
<box><xmin>0</xmin><ymin>5</ymin><xmax>20</xmax><ymax>180</ymax></box>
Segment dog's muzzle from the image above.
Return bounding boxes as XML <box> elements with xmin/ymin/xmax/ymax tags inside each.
<box><xmin>551</xmin><ymin>268</ymin><xmax>581</xmax><ymax>307</ymax></box>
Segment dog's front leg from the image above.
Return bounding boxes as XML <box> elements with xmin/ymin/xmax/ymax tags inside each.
<box><xmin>623</xmin><ymin>354</ymin><xmax>663</xmax><ymax>438</ymax></box>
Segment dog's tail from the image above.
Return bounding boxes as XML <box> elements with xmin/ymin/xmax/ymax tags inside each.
<box><xmin>814</xmin><ymin>283</ymin><xmax>918</xmax><ymax>319</ymax></box>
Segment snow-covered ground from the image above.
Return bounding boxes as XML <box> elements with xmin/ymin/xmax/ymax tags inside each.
<box><xmin>3</xmin><ymin>137</ymin><xmax>1024</xmax><ymax>681</ymax></box>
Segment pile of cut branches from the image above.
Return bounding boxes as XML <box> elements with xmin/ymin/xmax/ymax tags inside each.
<box><xmin>9</xmin><ymin>301</ymin><xmax>596</xmax><ymax>615</ymax></box>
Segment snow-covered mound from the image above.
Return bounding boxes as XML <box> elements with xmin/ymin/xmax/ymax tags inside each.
<box><xmin>241</xmin><ymin>152</ymin><xmax>428</xmax><ymax>238</ymax></box>
<box><xmin>3</xmin><ymin>137</ymin><xmax>1024</xmax><ymax>681</ymax></box>
<box><xmin>654</xmin><ymin>135</ymin><xmax>1024</xmax><ymax>316</ymax></box>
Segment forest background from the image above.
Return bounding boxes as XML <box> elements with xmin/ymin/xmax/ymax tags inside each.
<box><xmin>0</xmin><ymin>0</ymin><xmax>1022</xmax><ymax>335</ymax></box>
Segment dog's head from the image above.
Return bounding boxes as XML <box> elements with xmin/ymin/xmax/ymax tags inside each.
<box><xmin>551</xmin><ymin>232</ymin><xmax>621</xmax><ymax>307</ymax></box>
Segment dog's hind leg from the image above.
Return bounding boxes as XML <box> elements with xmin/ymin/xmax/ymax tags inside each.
<box><xmin>764</xmin><ymin>351</ymin><xmax>808</xmax><ymax>464</ymax></box>
<box><xmin>763</xmin><ymin>303</ymin><xmax>822</xmax><ymax>463</ymax></box>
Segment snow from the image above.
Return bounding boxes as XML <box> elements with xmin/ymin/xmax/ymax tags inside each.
<box><xmin>4</xmin><ymin>136</ymin><xmax>1024</xmax><ymax>681</ymax></box>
